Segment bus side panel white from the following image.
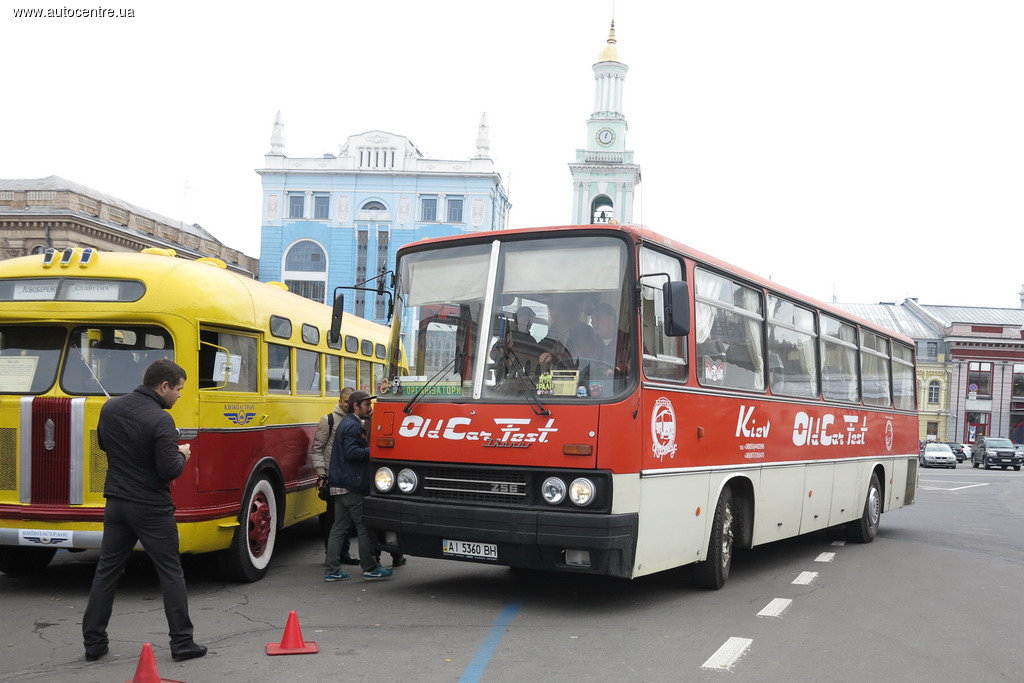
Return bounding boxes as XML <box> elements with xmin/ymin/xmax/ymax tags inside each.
<box><xmin>889</xmin><ymin>457</ymin><xmax>909</xmax><ymax>510</ymax></box>
<box><xmin>752</xmin><ymin>465</ymin><xmax>804</xmax><ymax>545</ymax></box>
<box><xmin>829</xmin><ymin>460</ymin><xmax>862</xmax><ymax>526</ymax></box>
<box><xmin>610</xmin><ymin>472</ymin><xmax>640</xmax><ymax>515</ymax></box>
<box><xmin>633</xmin><ymin>472</ymin><xmax>710</xmax><ymax>577</ymax></box>
<box><xmin>799</xmin><ymin>463</ymin><xmax>834</xmax><ymax>535</ymax></box>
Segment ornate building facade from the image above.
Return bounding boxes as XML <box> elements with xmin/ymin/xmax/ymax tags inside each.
<box><xmin>568</xmin><ymin>22</ymin><xmax>641</xmax><ymax>225</ymax></box>
<box><xmin>256</xmin><ymin>114</ymin><xmax>510</xmax><ymax>323</ymax></box>
<box><xmin>838</xmin><ymin>297</ymin><xmax>1024</xmax><ymax>444</ymax></box>
<box><xmin>0</xmin><ymin>176</ymin><xmax>257</xmax><ymax>276</ymax></box>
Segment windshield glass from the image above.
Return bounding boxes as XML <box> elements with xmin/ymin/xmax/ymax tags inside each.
<box><xmin>0</xmin><ymin>326</ymin><xmax>66</xmax><ymax>394</ymax></box>
<box><xmin>62</xmin><ymin>325</ymin><xmax>174</xmax><ymax>395</ymax></box>
<box><xmin>986</xmin><ymin>438</ymin><xmax>1013</xmax><ymax>448</ymax></box>
<box><xmin>387</xmin><ymin>234</ymin><xmax>634</xmax><ymax>403</ymax></box>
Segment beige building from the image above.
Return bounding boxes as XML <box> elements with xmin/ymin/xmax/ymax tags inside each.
<box><xmin>0</xmin><ymin>176</ymin><xmax>257</xmax><ymax>276</ymax></box>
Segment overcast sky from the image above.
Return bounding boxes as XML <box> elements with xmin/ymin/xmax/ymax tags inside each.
<box><xmin>3</xmin><ymin>0</ymin><xmax>1022</xmax><ymax>309</ymax></box>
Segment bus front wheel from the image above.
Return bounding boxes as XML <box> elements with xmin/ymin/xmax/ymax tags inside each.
<box><xmin>846</xmin><ymin>473</ymin><xmax>881</xmax><ymax>543</ymax></box>
<box><xmin>0</xmin><ymin>546</ymin><xmax>57</xmax><ymax>575</ymax></box>
<box><xmin>692</xmin><ymin>486</ymin><xmax>734</xmax><ymax>590</ymax></box>
<box><xmin>221</xmin><ymin>476</ymin><xmax>279</xmax><ymax>582</ymax></box>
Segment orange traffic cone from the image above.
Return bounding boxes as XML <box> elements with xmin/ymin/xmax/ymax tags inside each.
<box><xmin>265</xmin><ymin>610</ymin><xmax>319</xmax><ymax>655</ymax></box>
<box><xmin>124</xmin><ymin>642</ymin><xmax>185</xmax><ymax>683</ymax></box>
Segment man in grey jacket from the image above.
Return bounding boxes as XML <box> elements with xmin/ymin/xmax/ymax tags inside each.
<box><xmin>82</xmin><ymin>359</ymin><xmax>207</xmax><ymax>663</ymax></box>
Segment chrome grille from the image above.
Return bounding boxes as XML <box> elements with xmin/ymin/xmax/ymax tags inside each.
<box><xmin>88</xmin><ymin>430</ymin><xmax>107</xmax><ymax>493</ymax></box>
<box><xmin>0</xmin><ymin>427</ymin><xmax>15</xmax><ymax>491</ymax></box>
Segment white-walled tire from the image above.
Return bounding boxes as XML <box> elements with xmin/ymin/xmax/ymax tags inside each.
<box><xmin>221</xmin><ymin>476</ymin><xmax>278</xmax><ymax>582</ymax></box>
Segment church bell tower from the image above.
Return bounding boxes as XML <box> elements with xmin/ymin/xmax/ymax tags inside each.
<box><xmin>569</xmin><ymin>21</ymin><xmax>641</xmax><ymax>225</ymax></box>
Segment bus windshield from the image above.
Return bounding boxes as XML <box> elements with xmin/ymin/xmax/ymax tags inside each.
<box><xmin>389</xmin><ymin>234</ymin><xmax>634</xmax><ymax>403</ymax></box>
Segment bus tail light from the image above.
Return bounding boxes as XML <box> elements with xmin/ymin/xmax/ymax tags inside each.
<box><xmin>376</xmin><ymin>437</ymin><xmax>395</xmax><ymax>448</ymax></box>
<box><xmin>562</xmin><ymin>444</ymin><xmax>593</xmax><ymax>456</ymax></box>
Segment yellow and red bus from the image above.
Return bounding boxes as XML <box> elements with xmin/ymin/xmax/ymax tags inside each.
<box><xmin>361</xmin><ymin>224</ymin><xmax>918</xmax><ymax>588</ymax></box>
<box><xmin>0</xmin><ymin>248</ymin><xmax>390</xmax><ymax>581</ymax></box>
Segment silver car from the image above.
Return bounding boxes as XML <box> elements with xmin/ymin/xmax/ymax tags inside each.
<box><xmin>920</xmin><ymin>443</ymin><xmax>957</xmax><ymax>469</ymax></box>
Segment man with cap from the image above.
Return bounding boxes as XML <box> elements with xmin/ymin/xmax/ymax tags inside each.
<box><xmin>323</xmin><ymin>391</ymin><xmax>393</xmax><ymax>582</ymax></box>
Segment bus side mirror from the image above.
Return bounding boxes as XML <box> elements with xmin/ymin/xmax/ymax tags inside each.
<box><xmin>329</xmin><ymin>293</ymin><xmax>345</xmax><ymax>345</ymax></box>
<box><xmin>663</xmin><ymin>281</ymin><xmax>690</xmax><ymax>336</ymax></box>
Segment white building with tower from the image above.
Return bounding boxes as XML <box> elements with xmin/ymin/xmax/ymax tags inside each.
<box><xmin>569</xmin><ymin>22</ymin><xmax>641</xmax><ymax>224</ymax></box>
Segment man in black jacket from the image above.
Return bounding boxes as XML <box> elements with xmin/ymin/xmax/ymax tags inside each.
<box><xmin>82</xmin><ymin>359</ymin><xmax>207</xmax><ymax>662</ymax></box>
<box><xmin>324</xmin><ymin>391</ymin><xmax>393</xmax><ymax>582</ymax></box>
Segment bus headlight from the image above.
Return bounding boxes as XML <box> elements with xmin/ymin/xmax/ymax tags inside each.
<box><xmin>541</xmin><ymin>477</ymin><xmax>566</xmax><ymax>504</ymax></box>
<box><xmin>397</xmin><ymin>468</ymin><xmax>419</xmax><ymax>494</ymax></box>
<box><xmin>374</xmin><ymin>467</ymin><xmax>395</xmax><ymax>493</ymax></box>
<box><xmin>568</xmin><ymin>478</ymin><xmax>596</xmax><ymax>507</ymax></box>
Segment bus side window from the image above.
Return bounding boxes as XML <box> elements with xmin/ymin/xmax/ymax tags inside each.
<box><xmin>268</xmin><ymin>344</ymin><xmax>291</xmax><ymax>393</ymax></box>
<box><xmin>640</xmin><ymin>248</ymin><xmax>687</xmax><ymax>382</ymax></box>
<box><xmin>325</xmin><ymin>355</ymin><xmax>341</xmax><ymax>394</ymax></box>
<box><xmin>199</xmin><ymin>329</ymin><xmax>258</xmax><ymax>392</ymax></box>
<box><xmin>296</xmin><ymin>348</ymin><xmax>320</xmax><ymax>395</ymax></box>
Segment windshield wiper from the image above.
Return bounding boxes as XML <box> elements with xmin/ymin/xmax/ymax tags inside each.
<box><xmin>500</xmin><ymin>345</ymin><xmax>549</xmax><ymax>416</ymax></box>
<box><xmin>71</xmin><ymin>343</ymin><xmax>110</xmax><ymax>399</ymax></box>
<box><xmin>403</xmin><ymin>353</ymin><xmax>460</xmax><ymax>415</ymax></box>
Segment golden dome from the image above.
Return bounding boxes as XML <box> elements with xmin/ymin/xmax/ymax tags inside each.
<box><xmin>597</xmin><ymin>21</ymin><xmax>619</xmax><ymax>62</ymax></box>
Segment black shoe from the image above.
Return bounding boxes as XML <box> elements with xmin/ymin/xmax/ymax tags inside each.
<box><xmin>391</xmin><ymin>555</ymin><xmax>407</xmax><ymax>567</ymax></box>
<box><xmin>339</xmin><ymin>555</ymin><xmax>360</xmax><ymax>566</ymax></box>
<box><xmin>84</xmin><ymin>645</ymin><xmax>108</xmax><ymax>661</ymax></box>
<box><xmin>171</xmin><ymin>643</ymin><xmax>208</xmax><ymax>661</ymax></box>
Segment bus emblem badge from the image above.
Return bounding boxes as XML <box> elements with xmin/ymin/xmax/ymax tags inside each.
<box><xmin>884</xmin><ymin>420</ymin><xmax>894</xmax><ymax>451</ymax></box>
<box><xmin>224</xmin><ymin>410</ymin><xmax>256</xmax><ymax>426</ymax></box>
<box><xmin>651</xmin><ymin>397</ymin><xmax>678</xmax><ymax>461</ymax></box>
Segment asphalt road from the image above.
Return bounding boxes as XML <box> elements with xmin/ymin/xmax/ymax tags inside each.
<box><xmin>2</xmin><ymin>465</ymin><xmax>1022</xmax><ymax>682</ymax></box>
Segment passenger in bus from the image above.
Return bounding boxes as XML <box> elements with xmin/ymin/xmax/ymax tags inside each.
<box><xmin>588</xmin><ymin>303</ymin><xmax>630</xmax><ymax>376</ymax></box>
<box><xmin>82</xmin><ymin>359</ymin><xmax>207</xmax><ymax>663</ymax></box>
<box><xmin>491</xmin><ymin>307</ymin><xmax>545</xmax><ymax>381</ymax></box>
<box><xmin>325</xmin><ymin>391</ymin><xmax>395</xmax><ymax>582</ymax></box>
<box><xmin>538</xmin><ymin>298</ymin><xmax>600</xmax><ymax>369</ymax></box>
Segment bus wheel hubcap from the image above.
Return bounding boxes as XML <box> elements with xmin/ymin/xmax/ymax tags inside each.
<box><xmin>247</xmin><ymin>492</ymin><xmax>271</xmax><ymax>557</ymax></box>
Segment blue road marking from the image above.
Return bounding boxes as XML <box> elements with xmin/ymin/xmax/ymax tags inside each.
<box><xmin>458</xmin><ymin>601</ymin><xmax>523</xmax><ymax>683</ymax></box>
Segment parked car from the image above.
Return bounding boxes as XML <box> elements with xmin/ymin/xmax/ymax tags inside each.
<box><xmin>971</xmin><ymin>437</ymin><xmax>1023</xmax><ymax>471</ymax></box>
<box><xmin>943</xmin><ymin>441</ymin><xmax>970</xmax><ymax>463</ymax></box>
<box><xmin>920</xmin><ymin>443</ymin><xmax>957</xmax><ymax>469</ymax></box>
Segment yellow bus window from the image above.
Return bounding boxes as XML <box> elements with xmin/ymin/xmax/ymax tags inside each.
<box><xmin>325</xmin><ymin>355</ymin><xmax>341</xmax><ymax>393</ymax></box>
<box><xmin>268</xmin><ymin>344</ymin><xmax>291</xmax><ymax>393</ymax></box>
<box><xmin>296</xmin><ymin>349</ymin><xmax>320</xmax><ymax>395</ymax></box>
<box><xmin>199</xmin><ymin>330</ymin><xmax>257</xmax><ymax>392</ymax></box>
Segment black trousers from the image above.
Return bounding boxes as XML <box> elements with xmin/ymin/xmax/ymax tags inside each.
<box><xmin>82</xmin><ymin>497</ymin><xmax>194</xmax><ymax>652</ymax></box>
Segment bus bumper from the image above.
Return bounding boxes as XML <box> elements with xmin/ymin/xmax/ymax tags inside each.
<box><xmin>364</xmin><ymin>497</ymin><xmax>638</xmax><ymax>578</ymax></box>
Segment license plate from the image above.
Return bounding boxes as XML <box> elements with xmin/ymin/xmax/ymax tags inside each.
<box><xmin>442</xmin><ymin>539</ymin><xmax>497</xmax><ymax>560</ymax></box>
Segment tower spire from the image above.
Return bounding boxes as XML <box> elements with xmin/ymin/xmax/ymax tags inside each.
<box><xmin>473</xmin><ymin>112</ymin><xmax>490</xmax><ymax>159</ymax></box>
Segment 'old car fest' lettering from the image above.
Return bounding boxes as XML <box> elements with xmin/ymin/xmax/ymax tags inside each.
<box><xmin>792</xmin><ymin>411</ymin><xmax>868</xmax><ymax>447</ymax></box>
<box><xmin>398</xmin><ymin>415</ymin><xmax>558</xmax><ymax>448</ymax></box>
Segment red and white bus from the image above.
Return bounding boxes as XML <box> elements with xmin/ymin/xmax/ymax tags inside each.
<box><xmin>359</xmin><ymin>224</ymin><xmax>918</xmax><ymax>587</ymax></box>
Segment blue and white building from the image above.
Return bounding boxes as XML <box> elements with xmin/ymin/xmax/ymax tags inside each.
<box><xmin>257</xmin><ymin>114</ymin><xmax>510</xmax><ymax>322</ymax></box>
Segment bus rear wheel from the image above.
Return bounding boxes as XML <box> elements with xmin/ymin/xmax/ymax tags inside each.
<box><xmin>221</xmin><ymin>476</ymin><xmax>278</xmax><ymax>582</ymax></box>
<box><xmin>846</xmin><ymin>473</ymin><xmax>881</xmax><ymax>543</ymax></box>
<box><xmin>0</xmin><ymin>546</ymin><xmax>57</xmax><ymax>575</ymax></box>
<box><xmin>692</xmin><ymin>486</ymin><xmax>734</xmax><ymax>590</ymax></box>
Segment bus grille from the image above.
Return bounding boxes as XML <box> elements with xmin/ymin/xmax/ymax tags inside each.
<box><xmin>30</xmin><ymin>398</ymin><xmax>71</xmax><ymax>505</ymax></box>
<box><xmin>421</xmin><ymin>467</ymin><xmax>528</xmax><ymax>505</ymax></box>
<box><xmin>0</xmin><ymin>427</ymin><xmax>15</xmax><ymax>491</ymax></box>
<box><xmin>89</xmin><ymin>430</ymin><xmax>107</xmax><ymax>493</ymax></box>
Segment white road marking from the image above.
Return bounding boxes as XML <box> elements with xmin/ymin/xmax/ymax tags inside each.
<box><xmin>757</xmin><ymin>598</ymin><xmax>792</xmax><ymax>618</ymax></box>
<box><xmin>815</xmin><ymin>552</ymin><xmax>836</xmax><ymax>563</ymax></box>
<box><xmin>830</xmin><ymin>540</ymin><xmax>846</xmax><ymax>547</ymax></box>
<box><xmin>792</xmin><ymin>571</ymin><xmax>818</xmax><ymax>585</ymax></box>
<box><xmin>702</xmin><ymin>637</ymin><xmax>753</xmax><ymax>670</ymax></box>
<box><xmin>919</xmin><ymin>483</ymin><xmax>990</xmax><ymax>491</ymax></box>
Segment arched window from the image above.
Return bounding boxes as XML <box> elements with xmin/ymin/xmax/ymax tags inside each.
<box><xmin>361</xmin><ymin>201</ymin><xmax>386</xmax><ymax>211</ymax></box>
<box><xmin>590</xmin><ymin>195</ymin><xmax>614</xmax><ymax>223</ymax></box>
<box><xmin>927</xmin><ymin>380</ymin><xmax>940</xmax><ymax>404</ymax></box>
<box><xmin>284</xmin><ymin>240</ymin><xmax>326</xmax><ymax>273</ymax></box>
<box><xmin>283</xmin><ymin>240</ymin><xmax>327</xmax><ymax>303</ymax></box>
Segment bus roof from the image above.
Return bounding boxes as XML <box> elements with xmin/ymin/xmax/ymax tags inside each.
<box><xmin>399</xmin><ymin>224</ymin><xmax>916</xmax><ymax>347</ymax></box>
<box><xmin>0</xmin><ymin>249</ymin><xmax>389</xmax><ymax>343</ymax></box>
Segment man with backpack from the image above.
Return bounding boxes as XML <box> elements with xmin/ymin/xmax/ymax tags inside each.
<box><xmin>310</xmin><ymin>387</ymin><xmax>359</xmax><ymax>566</ymax></box>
